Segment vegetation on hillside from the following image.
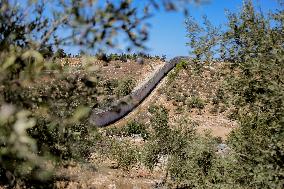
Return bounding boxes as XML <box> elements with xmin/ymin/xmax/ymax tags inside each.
<box><xmin>183</xmin><ymin>1</ymin><xmax>284</xmax><ymax>187</ymax></box>
<box><xmin>100</xmin><ymin>1</ymin><xmax>283</xmax><ymax>188</ymax></box>
<box><xmin>0</xmin><ymin>0</ymin><xmax>283</xmax><ymax>188</ymax></box>
<box><xmin>0</xmin><ymin>0</ymin><xmax>204</xmax><ymax>187</ymax></box>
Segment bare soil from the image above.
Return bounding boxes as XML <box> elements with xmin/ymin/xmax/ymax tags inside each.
<box><xmin>61</xmin><ymin>57</ymin><xmax>165</xmax><ymax>84</ymax></box>
<box><xmin>53</xmin><ymin>61</ymin><xmax>239</xmax><ymax>189</ymax></box>
<box><xmin>109</xmin><ymin>61</ymin><xmax>237</xmax><ymax>140</ymax></box>
<box><xmin>56</xmin><ymin>158</ymin><xmax>164</xmax><ymax>189</ymax></box>
<box><xmin>6</xmin><ymin>60</ymin><xmax>238</xmax><ymax>189</ymax></box>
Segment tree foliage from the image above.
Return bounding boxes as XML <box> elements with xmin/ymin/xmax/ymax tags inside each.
<box><xmin>0</xmin><ymin>0</ymin><xmax>204</xmax><ymax>187</ymax></box>
<box><xmin>185</xmin><ymin>0</ymin><xmax>284</xmax><ymax>188</ymax></box>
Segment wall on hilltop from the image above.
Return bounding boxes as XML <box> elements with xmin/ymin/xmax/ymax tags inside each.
<box><xmin>89</xmin><ymin>56</ymin><xmax>189</xmax><ymax>127</ymax></box>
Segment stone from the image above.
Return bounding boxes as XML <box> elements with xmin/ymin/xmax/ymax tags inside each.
<box><xmin>216</xmin><ymin>143</ymin><xmax>231</xmax><ymax>156</ymax></box>
<box><xmin>137</xmin><ymin>57</ymin><xmax>144</xmax><ymax>64</ymax></box>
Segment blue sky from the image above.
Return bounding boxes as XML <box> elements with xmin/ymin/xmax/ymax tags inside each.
<box><xmin>142</xmin><ymin>0</ymin><xmax>281</xmax><ymax>59</ymax></box>
<box><xmin>61</xmin><ymin>0</ymin><xmax>281</xmax><ymax>58</ymax></box>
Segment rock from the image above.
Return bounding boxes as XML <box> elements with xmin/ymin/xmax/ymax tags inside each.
<box><xmin>132</xmin><ymin>134</ymin><xmax>144</xmax><ymax>143</ymax></box>
<box><xmin>137</xmin><ymin>57</ymin><xmax>144</xmax><ymax>64</ymax></box>
<box><xmin>108</xmin><ymin>183</ymin><xmax>117</xmax><ymax>189</ymax></box>
<box><xmin>216</xmin><ymin>143</ymin><xmax>231</xmax><ymax>156</ymax></box>
<box><xmin>109</xmin><ymin>161</ymin><xmax>119</xmax><ymax>169</ymax></box>
<box><xmin>217</xmin><ymin>143</ymin><xmax>227</xmax><ymax>150</ymax></box>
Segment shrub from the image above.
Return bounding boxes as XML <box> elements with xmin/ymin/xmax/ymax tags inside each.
<box><xmin>114</xmin><ymin>78</ymin><xmax>135</xmax><ymax>98</ymax></box>
<box><xmin>0</xmin><ymin>0</ymin><xmax>209</xmax><ymax>186</ymax></box>
<box><xmin>0</xmin><ymin>65</ymin><xmax>100</xmax><ymax>185</ymax></box>
<box><xmin>173</xmin><ymin>93</ymin><xmax>186</xmax><ymax>104</ymax></box>
<box><xmin>123</xmin><ymin>121</ymin><xmax>149</xmax><ymax>140</ymax></box>
<box><xmin>114</xmin><ymin>63</ymin><xmax>120</xmax><ymax>68</ymax></box>
<box><xmin>186</xmin><ymin>1</ymin><xmax>284</xmax><ymax>188</ymax></box>
<box><xmin>175</xmin><ymin>60</ymin><xmax>188</xmax><ymax>71</ymax></box>
<box><xmin>167</xmin><ymin>60</ymin><xmax>188</xmax><ymax>84</ymax></box>
<box><xmin>109</xmin><ymin>140</ymin><xmax>141</xmax><ymax>170</ymax></box>
<box><xmin>101</xmin><ymin>79</ymin><xmax>119</xmax><ymax>95</ymax></box>
<box><xmin>54</xmin><ymin>48</ymin><xmax>66</xmax><ymax>59</ymax></box>
<box><xmin>96</xmin><ymin>53</ymin><xmax>109</xmax><ymax>62</ymax></box>
<box><xmin>186</xmin><ymin>96</ymin><xmax>206</xmax><ymax>109</ymax></box>
<box><xmin>142</xmin><ymin>105</ymin><xmax>231</xmax><ymax>189</ymax></box>
<box><xmin>142</xmin><ymin>107</ymin><xmax>239</xmax><ymax>188</ymax></box>
<box><xmin>105</xmin><ymin>121</ymin><xmax>149</xmax><ymax>140</ymax></box>
<box><xmin>143</xmin><ymin>105</ymin><xmax>196</xmax><ymax>171</ymax></box>
<box><xmin>167</xmin><ymin>134</ymin><xmax>218</xmax><ymax>188</ymax></box>
<box><xmin>192</xmin><ymin>61</ymin><xmax>205</xmax><ymax>75</ymax></box>
<box><xmin>212</xmin><ymin>88</ymin><xmax>226</xmax><ymax>105</ymax></box>
<box><xmin>0</xmin><ymin>105</ymin><xmax>53</xmax><ymax>186</ymax></box>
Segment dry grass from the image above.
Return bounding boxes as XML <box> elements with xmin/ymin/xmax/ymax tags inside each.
<box><xmin>54</xmin><ymin>61</ymin><xmax>238</xmax><ymax>189</ymax></box>
<box><xmin>110</xmin><ymin>61</ymin><xmax>238</xmax><ymax>140</ymax></box>
<box><xmin>60</xmin><ymin>57</ymin><xmax>165</xmax><ymax>84</ymax></box>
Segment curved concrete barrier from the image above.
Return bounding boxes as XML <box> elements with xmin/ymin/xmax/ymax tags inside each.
<box><xmin>89</xmin><ymin>56</ymin><xmax>189</xmax><ymax>127</ymax></box>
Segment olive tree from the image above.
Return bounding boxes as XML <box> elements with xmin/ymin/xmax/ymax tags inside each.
<box><xmin>0</xmin><ymin>0</ymin><xmax>205</xmax><ymax>187</ymax></box>
<box><xmin>185</xmin><ymin>1</ymin><xmax>283</xmax><ymax>188</ymax></box>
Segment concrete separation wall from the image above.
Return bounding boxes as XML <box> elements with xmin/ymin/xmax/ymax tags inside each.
<box><xmin>89</xmin><ymin>56</ymin><xmax>189</xmax><ymax>127</ymax></box>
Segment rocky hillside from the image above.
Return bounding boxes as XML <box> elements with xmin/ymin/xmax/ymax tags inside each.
<box><xmin>54</xmin><ymin>60</ymin><xmax>238</xmax><ymax>189</ymax></box>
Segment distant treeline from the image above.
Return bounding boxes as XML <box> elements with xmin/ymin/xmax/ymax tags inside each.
<box><xmin>95</xmin><ymin>53</ymin><xmax>167</xmax><ymax>62</ymax></box>
<box><xmin>39</xmin><ymin>45</ymin><xmax>166</xmax><ymax>62</ymax></box>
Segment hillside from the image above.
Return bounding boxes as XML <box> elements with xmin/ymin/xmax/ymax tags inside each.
<box><xmin>53</xmin><ymin>59</ymin><xmax>239</xmax><ymax>189</ymax></box>
<box><xmin>109</xmin><ymin>61</ymin><xmax>237</xmax><ymax>139</ymax></box>
<box><xmin>1</xmin><ymin>1</ymin><xmax>283</xmax><ymax>188</ymax></box>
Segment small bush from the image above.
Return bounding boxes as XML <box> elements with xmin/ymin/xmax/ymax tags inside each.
<box><xmin>167</xmin><ymin>60</ymin><xmax>188</xmax><ymax>84</ymax></box>
<box><xmin>109</xmin><ymin>140</ymin><xmax>141</xmax><ymax>170</ymax></box>
<box><xmin>192</xmin><ymin>61</ymin><xmax>205</xmax><ymax>75</ymax></box>
<box><xmin>143</xmin><ymin>105</ymin><xmax>195</xmax><ymax>171</ymax></box>
<box><xmin>114</xmin><ymin>63</ymin><xmax>120</xmax><ymax>68</ymax></box>
<box><xmin>101</xmin><ymin>79</ymin><xmax>119</xmax><ymax>95</ymax></box>
<box><xmin>123</xmin><ymin>121</ymin><xmax>149</xmax><ymax>140</ymax></box>
<box><xmin>114</xmin><ymin>78</ymin><xmax>135</xmax><ymax>98</ymax></box>
<box><xmin>167</xmin><ymin>134</ymin><xmax>222</xmax><ymax>188</ymax></box>
<box><xmin>186</xmin><ymin>96</ymin><xmax>206</xmax><ymax>109</ymax></box>
<box><xmin>104</xmin><ymin>127</ymin><xmax>121</xmax><ymax>136</ymax></box>
<box><xmin>173</xmin><ymin>93</ymin><xmax>186</xmax><ymax>104</ymax></box>
<box><xmin>105</xmin><ymin>121</ymin><xmax>149</xmax><ymax>140</ymax></box>
<box><xmin>96</xmin><ymin>53</ymin><xmax>109</xmax><ymax>62</ymax></box>
<box><xmin>142</xmin><ymin>141</ymin><xmax>161</xmax><ymax>170</ymax></box>
<box><xmin>212</xmin><ymin>88</ymin><xmax>226</xmax><ymax>105</ymax></box>
<box><xmin>175</xmin><ymin>60</ymin><xmax>188</xmax><ymax>71</ymax></box>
